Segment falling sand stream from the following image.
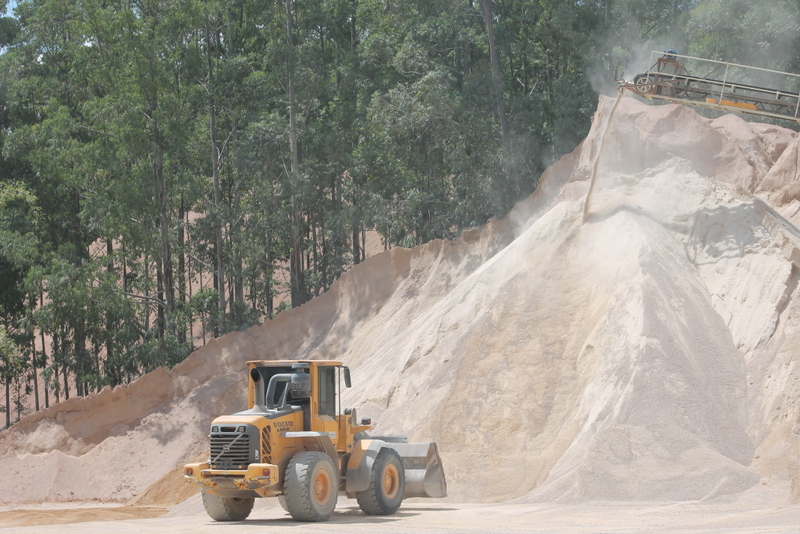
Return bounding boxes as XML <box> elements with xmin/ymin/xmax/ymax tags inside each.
<box><xmin>582</xmin><ymin>91</ymin><xmax>623</xmax><ymax>222</ymax></box>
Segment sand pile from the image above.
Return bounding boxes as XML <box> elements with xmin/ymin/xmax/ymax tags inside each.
<box><xmin>2</xmin><ymin>94</ymin><xmax>800</xmax><ymax>505</ymax></box>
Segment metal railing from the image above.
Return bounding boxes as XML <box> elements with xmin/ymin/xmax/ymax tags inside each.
<box><xmin>620</xmin><ymin>51</ymin><xmax>800</xmax><ymax>123</ymax></box>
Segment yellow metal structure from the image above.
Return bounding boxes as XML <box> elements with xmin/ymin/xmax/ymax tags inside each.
<box><xmin>184</xmin><ymin>360</ymin><xmax>446</xmax><ymax>523</ymax></box>
<box><xmin>619</xmin><ymin>51</ymin><xmax>800</xmax><ymax>124</ymax></box>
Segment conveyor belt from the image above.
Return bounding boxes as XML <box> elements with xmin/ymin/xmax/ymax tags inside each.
<box><xmin>619</xmin><ymin>52</ymin><xmax>800</xmax><ymax>124</ymax></box>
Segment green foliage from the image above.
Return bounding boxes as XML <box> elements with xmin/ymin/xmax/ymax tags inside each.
<box><xmin>0</xmin><ymin>16</ymin><xmax>18</xmax><ymax>47</ymax></box>
<box><xmin>0</xmin><ymin>0</ymin><xmax>796</xmax><ymax>416</ymax></box>
<box><xmin>0</xmin><ymin>326</ymin><xmax>20</xmax><ymax>379</ymax></box>
<box><xmin>686</xmin><ymin>0</ymin><xmax>800</xmax><ymax>71</ymax></box>
<box><xmin>0</xmin><ymin>324</ymin><xmax>22</xmax><ymax>426</ymax></box>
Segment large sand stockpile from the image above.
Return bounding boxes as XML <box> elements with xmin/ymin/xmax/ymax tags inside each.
<box><xmin>2</xmin><ymin>95</ymin><xmax>800</xmax><ymax>506</ymax></box>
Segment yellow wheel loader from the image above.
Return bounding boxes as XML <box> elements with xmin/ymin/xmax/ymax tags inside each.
<box><xmin>184</xmin><ymin>360</ymin><xmax>447</xmax><ymax>522</ymax></box>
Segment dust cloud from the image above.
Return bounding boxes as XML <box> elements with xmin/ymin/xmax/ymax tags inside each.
<box><xmin>2</xmin><ymin>94</ymin><xmax>800</xmax><ymax>508</ymax></box>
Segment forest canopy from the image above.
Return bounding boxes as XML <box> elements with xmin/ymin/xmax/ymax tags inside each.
<box><xmin>1</xmin><ymin>0</ymin><xmax>799</xmax><ymax>427</ymax></box>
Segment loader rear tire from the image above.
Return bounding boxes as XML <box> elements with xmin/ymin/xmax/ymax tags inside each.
<box><xmin>201</xmin><ymin>491</ymin><xmax>254</xmax><ymax>521</ymax></box>
<box><xmin>356</xmin><ymin>447</ymin><xmax>405</xmax><ymax>515</ymax></box>
<box><xmin>284</xmin><ymin>451</ymin><xmax>338</xmax><ymax>522</ymax></box>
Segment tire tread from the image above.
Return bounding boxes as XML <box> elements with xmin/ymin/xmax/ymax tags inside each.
<box><xmin>356</xmin><ymin>447</ymin><xmax>405</xmax><ymax>515</ymax></box>
<box><xmin>201</xmin><ymin>491</ymin><xmax>254</xmax><ymax>521</ymax></box>
<box><xmin>284</xmin><ymin>451</ymin><xmax>337</xmax><ymax>522</ymax></box>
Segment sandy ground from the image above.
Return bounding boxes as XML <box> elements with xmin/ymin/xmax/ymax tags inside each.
<box><xmin>2</xmin><ymin>500</ymin><xmax>800</xmax><ymax>533</ymax></box>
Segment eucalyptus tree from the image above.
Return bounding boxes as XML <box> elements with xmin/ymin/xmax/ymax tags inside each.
<box><xmin>686</xmin><ymin>0</ymin><xmax>800</xmax><ymax>72</ymax></box>
<box><xmin>0</xmin><ymin>326</ymin><xmax>21</xmax><ymax>428</ymax></box>
<box><xmin>1</xmin><ymin>0</ymin><xmax>204</xmax><ymax>397</ymax></box>
<box><xmin>0</xmin><ymin>183</ymin><xmax>38</xmax><ymax>424</ymax></box>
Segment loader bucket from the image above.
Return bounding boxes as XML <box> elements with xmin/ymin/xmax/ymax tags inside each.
<box><xmin>385</xmin><ymin>442</ymin><xmax>447</xmax><ymax>498</ymax></box>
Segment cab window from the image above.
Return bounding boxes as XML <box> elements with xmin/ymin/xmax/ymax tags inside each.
<box><xmin>318</xmin><ymin>366</ymin><xmax>336</xmax><ymax>417</ymax></box>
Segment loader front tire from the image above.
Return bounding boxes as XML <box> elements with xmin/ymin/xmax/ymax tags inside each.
<box><xmin>201</xmin><ymin>491</ymin><xmax>254</xmax><ymax>521</ymax></box>
<box><xmin>284</xmin><ymin>451</ymin><xmax>338</xmax><ymax>522</ymax></box>
<box><xmin>277</xmin><ymin>495</ymin><xmax>289</xmax><ymax>513</ymax></box>
<box><xmin>356</xmin><ymin>447</ymin><xmax>405</xmax><ymax>515</ymax></box>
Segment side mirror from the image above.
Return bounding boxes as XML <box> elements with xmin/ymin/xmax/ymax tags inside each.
<box><xmin>343</xmin><ymin>366</ymin><xmax>352</xmax><ymax>388</ymax></box>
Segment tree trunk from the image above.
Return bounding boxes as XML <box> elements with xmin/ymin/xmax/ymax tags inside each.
<box><xmin>143</xmin><ymin>251</ymin><xmax>151</xmax><ymax>335</ymax></box>
<box><xmin>106</xmin><ymin>239</ymin><xmax>116</xmax><ymax>385</ymax></box>
<box><xmin>177</xmin><ymin>200</ymin><xmax>187</xmax><ymax>345</ymax></box>
<box><xmin>206</xmin><ymin>21</ymin><xmax>226</xmax><ymax>327</ymax></box>
<box><xmin>233</xmin><ymin>194</ymin><xmax>244</xmax><ymax>321</ymax></box>
<box><xmin>311</xmin><ymin>217</ymin><xmax>319</xmax><ymax>296</ymax></box>
<box><xmin>122</xmin><ymin>242</ymin><xmax>128</xmax><ymax>293</ymax></box>
<box><xmin>30</xmin><ymin>334</ymin><xmax>39</xmax><ymax>412</ymax></box>
<box><xmin>40</xmin><ymin>321</ymin><xmax>49</xmax><ymax>408</ymax></box>
<box><xmin>4</xmin><ymin>379</ymin><xmax>9</xmax><ymax>428</ymax></box>
<box><xmin>352</xmin><ymin>195</ymin><xmax>361</xmax><ymax>265</ymax></box>
<box><xmin>156</xmin><ymin>254</ymin><xmax>166</xmax><ymax>340</ymax></box>
<box><xmin>232</xmin><ymin>115</ymin><xmax>244</xmax><ymax>321</ymax></box>
<box><xmin>75</xmin><ymin>320</ymin><xmax>86</xmax><ymax>397</ymax></box>
<box><xmin>14</xmin><ymin>377</ymin><xmax>20</xmax><ymax>422</ymax></box>
<box><xmin>286</xmin><ymin>0</ymin><xmax>305</xmax><ymax>307</ymax></box>
<box><xmin>146</xmin><ymin>52</ymin><xmax>175</xmax><ymax>338</ymax></box>
<box><xmin>186</xmin><ymin>210</ymin><xmax>194</xmax><ymax>342</ymax></box>
<box><xmin>93</xmin><ymin>344</ymin><xmax>101</xmax><ymax>393</ymax></box>
<box><xmin>49</xmin><ymin>317</ymin><xmax>58</xmax><ymax>404</ymax></box>
<box><xmin>199</xmin><ymin>263</ymin><xmax>207</xmax><ymax>345</ymax></box>
<box><xmin>265</xmin><ymin>233</ymin><xmax>274</xmax><ymax>317</ymax></box>
<box><xmin>155</xmin><ymin>149</ymin><xmax>175</xmax><ymax>335</ymax></box>
<box><xmin>479</xmin><ymin>0</ymin><xmax>509</xmax><ymax>146</ymax></box>
<box><xmin>63</xmin><ymin>356</ymin><xmax>69</xmax><ymax>401</ymax></box>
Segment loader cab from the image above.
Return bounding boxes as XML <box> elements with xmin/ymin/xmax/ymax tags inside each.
<box><xmin>247</xmin><ymin>360</ymin><xmax>351</xmax><ymax>437</ymax></box>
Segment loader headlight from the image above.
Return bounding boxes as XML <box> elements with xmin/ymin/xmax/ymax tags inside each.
<box><xmin>237</xmin><ymin>426</ymin><xmax>246</xmax><ymax>433</ymax></box>
<box><xmin>185</xmin><ymin>468</ymin><xmax>194</xmax><ymax>476</ymax></box>
<box><xmin>212</xmin><ymin>426</ymin><xmax>219</xmax><ymax>433</ymax></box>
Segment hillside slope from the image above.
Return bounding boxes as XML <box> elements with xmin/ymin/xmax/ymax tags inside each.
<box><xmin>2</xmin><ymin>95</ymin><xmax>800</xmax><ymax>505</ymax></box>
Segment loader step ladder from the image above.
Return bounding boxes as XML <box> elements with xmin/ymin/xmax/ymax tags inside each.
<box><xmin>619</xmin><ymin>51</ymin><xmax>800</xmax><ymax>124</ymax></box>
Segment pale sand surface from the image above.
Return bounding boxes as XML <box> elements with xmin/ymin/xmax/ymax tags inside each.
<box><xmin>2</xmin><ymin>501</ymin><xmax>800</xmax><ymax>533</ymax></box>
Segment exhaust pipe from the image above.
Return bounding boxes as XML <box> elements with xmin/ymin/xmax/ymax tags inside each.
<box><xmin>250</xmin><ymin>368</ymin><xmax>267</xmax><ymax>412</ymax></box>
